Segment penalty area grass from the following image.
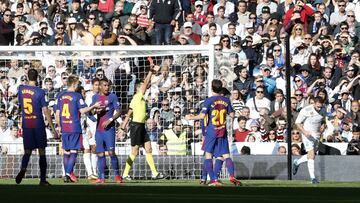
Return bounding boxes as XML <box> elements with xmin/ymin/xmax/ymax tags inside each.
<box><xmin>0</xmin><ymin>179</ymin><xmax>359</xmax><ymax>203</ymax></box>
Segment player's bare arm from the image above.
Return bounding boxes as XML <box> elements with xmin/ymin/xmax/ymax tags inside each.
<box><xmin>79</xmin><ymin>101</ymin><xmax>101</xmax><ymax>114</ymax></box>
<box><xmin>43</xmin><ymin>106</ymin><xmax>58</xmax><ymax>139</ymax></box>
<box><xmin>102</xmin><ymin>108</ymin><xmax>122</xmax><ymax>129</ymax></box>
<box><xmin>118</xmin><ymin>108</ymin><xmax>133</xmax><ymax>138</ymax></box>
<box><xmin>55</xmin><ymin>110</ymin><xmax>61</xmax><ymax>136</ymax></box>
<box><xmin>140</xmin><ymin>64</ymin><xmax>160</xmax><ymax>95</ymax></box>
<box><xmin>185</xmin><ymin>113</ymin><xmax>206</xmax><ymax>121</ymax></box>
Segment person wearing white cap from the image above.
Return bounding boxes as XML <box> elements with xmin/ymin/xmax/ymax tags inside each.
<box><xmin>182</xmin><ymin>21</ymin><xmax>201</xmax><ymax>45</ymax></box>
<box><xmin>193</xmin><ymin>1</ymin><xmax>207</xmax><ymax>26</ymax></box>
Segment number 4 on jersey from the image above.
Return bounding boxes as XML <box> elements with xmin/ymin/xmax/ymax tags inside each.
<box><xmin>62</xmin><ymin>103</ymin><xmax>71</xmax><ymax>119</ymax></box>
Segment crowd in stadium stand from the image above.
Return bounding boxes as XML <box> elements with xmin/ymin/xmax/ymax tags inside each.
<box><xmin>0</xmin><ymin>0</ymin><xmax>360</xmax><ymax>155</ymax></box>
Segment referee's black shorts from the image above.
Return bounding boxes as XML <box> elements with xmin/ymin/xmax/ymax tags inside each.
<box><xmin>129</xmin><ymin>122</ymin><xmax>150</xmax><ymax>146</ymax></box>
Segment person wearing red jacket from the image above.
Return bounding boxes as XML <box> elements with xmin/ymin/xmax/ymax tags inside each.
<box><xmin>283</xmin><ymin>0</ymin><xmax>314</xmax><ymax>33</ymax></box>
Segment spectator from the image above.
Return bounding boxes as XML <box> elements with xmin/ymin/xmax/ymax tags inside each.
<box><xmin>75</xmin><ymin>22</ymin><xmax>95</xmax><ymax>45</ymax></box>
<box><xmin>277</xmin><ymin>146</ymin><xmax>287</xmax><ymax>155</ymax></box>
<box><xmin>0</xmin><ymin>9</ymin><xmax>15</xmax><ymax>45</ymax></box>
<box><xmin>346</xmin><ymin>126</ymin><xmax>360</xmax><ymax>155</ymax></box>
<box><xmin>234</xmin><ymin>116</ymin><xmax>251</xmax><ymax>142</ymax></box>
<box><xmin>149</xmin><ymin>0</ymin><xmax>180</xmax><ymax>45</ymax></box>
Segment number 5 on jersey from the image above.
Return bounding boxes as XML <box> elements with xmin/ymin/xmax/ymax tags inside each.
<box><xmin>23</xmin><ymin>98</ymin><xmax>33</xmax><ymax>114</ymax></box>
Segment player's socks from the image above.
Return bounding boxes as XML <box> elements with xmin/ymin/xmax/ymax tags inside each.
<box><xmin>91</xmin><ymin>153</ymin><xmax>98</xmax><ymax>176</ymax></box>
<box><xmin>67</xmin><ymin>153</ymin><xmax>77</xmax><ymax>174</ymax></box>
<box><xmin>39</xmin><ymin>155</ymin><xmax>47</xmax><ymax>182</ymax></box>
<box><xmin>20</xmin><ymin>153</ymin><xmax>31</xmax><ymax>170</ymax></box>
<box><xmin>83</xmin><ymin>153</ymin><xmax>92</xmax><ymax>176</ymax></box>
<box><xmin>123</xmin><ymin>154</ymin><xmax>136</xmax><ymax>177</ymax></box>
<box><xmin>296</xmin><ymin>155</ymin><xmax>308</xmax><ymax>165</ymax></box>
<box><xmin>308</xmin><ymin>159</ymin><xmax>315</xmax><ymax>179</ymax></box>
<box><xmin>63</xmin><ymin>153</ymin><xmax>70</xmax><ymax>174</ymax></box>
<box><xmin>201</xmin><ymin>163</ymin><xmax>207</xmax><ymax>181</ymax></box>
<box><xmin>225</xmin><ymin>158</ymin><xmax>235</xmax><ymax>177</ymax></box>
<box><xmin>204</xmin><ymin>159</ymin><xmax>216</xmax><ymax>181</ymax></box>
<box><xmin>213</xmin><ymin>159</ymin><xmax>224</xmax><ymax>180</ymax></box>
<box><xmin>110</xmin><ymin>155</ymin><xmax>120</xmax><ymax>176</ymax></box>
<box><xmin>145</xmin><ymin>153</ymin><xmax>158</xmax><ymax>176</ymax></box>
<box><xmin>98</xmin><ymin>156</ymin><xmax>106</xmax><ymax>180</ymax></box>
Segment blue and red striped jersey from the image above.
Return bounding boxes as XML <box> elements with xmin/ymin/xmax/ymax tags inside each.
<box><xmin>91</xmin><ymin>93</ymin><xmax>120</xmax><ymax>132</ymax></box>
<box><xmin>18</xmin><ymin>85</ymin><xmax>47</xmax><ymax>129</ymax></box>
<box><xmin>201</xmin><ymin>96</ymin><xmax>234</xmax><ymax>138</ymax></box>
<box><xmin>55</xmin><ymin>91</ymin><xmax>86</xmax><ymax>133</ymax></box>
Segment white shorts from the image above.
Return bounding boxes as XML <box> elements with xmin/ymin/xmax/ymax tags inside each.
<box><xmin>82</xmin><ymin>133</ymin><xmax>96</xmax><ymax>150</ymax></box>
<box><xmin>302</xmin><ymin>134</ymin><xmax>319</xmax><ymax>152</ymax></box>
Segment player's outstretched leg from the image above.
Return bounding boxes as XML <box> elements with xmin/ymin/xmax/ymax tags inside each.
<box><xmin>225</xmin><ymin>158</ymin><xmax>242</xmax><ymax>186</ymax></box>
<box><xmin>109</xmin><ymin>151</ymin><xmax>122</xmax><ymax>183</ymax></box>
<box><xmin>16</xmin><ymin>151</ymin><xmax>31</xmax><ymax>184</ymax></box>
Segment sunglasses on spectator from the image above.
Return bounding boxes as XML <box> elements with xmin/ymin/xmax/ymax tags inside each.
<box><xmin>222</xmin><ymin>39</ymin><xmax>229</xmax><ymax>42</ymax></box>
<box><xmin>295</xmin><ymin>28</ymin><xmax>302</xmax><ymax>31</ymax></box>
<box><xmin>57</xmin><ymin>27</ymin><xmax>64</xmax><ymax>30</ymax></box>
<box><xmin>4</xmin><ymin>14</ymin><xmax>11</xmax><ymax>16</ymax></box>
<box><xmin>292</xmin><ymin>132</ymin><xmax>300</xmax><ymax>135</ymax></box>
<box><xmin>340</xmin><ymin>27</ymin><xmax>348</xmax><ymax>30</ymax></box>
<box><xmin>89</xmin><ymin>18</ymin><xmax>96</xmax><ymax>20</ymax></box>
<box><xmin>273</xmin><ymin>49</ymin><xmax>281</xmax><ymax>52</ymax></box>
<box><xmin>174</xmin><ymin>111</ymin><xmax>181</xmax><ymax>114</ymax></box>
<box><xmin>305</xmin><ymin>37</ymin><xmax>311</xmax><ymax>40</ymax></box>
<box><xmin>338</xmin><ymin>4</ymin><xmax>345</xmax><ymax>7</ymax></box>
<box><xmin>162</xmin><ymin>103</ymin><xmax>169</xmax><ymax>106</ymax></box>
<box><xmin>215</xmin><ymin>48</ymin><xmax>222</xmax><ymax>51</ymax></box>
<box><xmin>295</xmin><ymin>80</ymin><xmax>301</xmax><ymax>82</ymax></box>
<box><xmin>256</xmin><ymin>91</ymin><xmax>264</xmax><ymax>93</ymax></box>
<box><xmin>250</xmin><ymin>17</ymin><xmax>256</xmax><ymax>19</ymax></box>
<box><xmin>347</xmin><ymin>15</ymin><xmax>354</xmax><ymax>17</ymax></box>
<box><xmin>295</xmin><ymin>93</ymin><xmax>302</xmax><ymax>96</ymax></box>
<box><xmin>269</xmin><ymin>29</ymin><xmax>276</xmax><ymax>32</ymax></box>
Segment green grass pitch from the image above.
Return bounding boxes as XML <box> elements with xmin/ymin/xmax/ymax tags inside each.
<box><xmin>0</xmin><ymin>179</ymin><xmax>359</xmax><ymax>203</ymax></box>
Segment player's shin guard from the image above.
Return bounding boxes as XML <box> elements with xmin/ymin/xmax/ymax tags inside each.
<box><xmin>204</xmin><ymin>159</ymin><xmax>216</xmax><ymax>181</ymax></box>
<box><xmin>214</xmin><ymin>159</ymin><xmax>224</xmax><ymax>180</ymax></box>
<box><xmin>20</xmin><ymin>153</ymin><xmax>31</xmax><ymax>170</ymax></box>
<box><xmin>98</xmin><ymin>156</ymin><xmax>106</xmax><ymax>180</ymax></box>
<box><xmin>146</xmin><ymin>153</ymin><xmax>158</xmax><ymax>176</ymax></box>
<box><xmin>110</xmin><ymin>155</ymin><xmax>120</xmax><ymax>176</ymax></box>
<box><xmin>39</xmin><ymin>155</ymin><xmax>47</xmax><ymax>182</ymax></box>
<box><xmin>67</xmin><ymin>153</ymin><xmax>77</xmax><ymax>174</ymax></box>
<box><xmin>123</xmin><ymin>154</ymin><xmax>136</xmax><ymax>177</ymax></box>
<box><xmin>91</xmin><ymin>154</ymin><xmax>98</xmax><ymax>175</ymax></box>
<box><xmin>225</xmin><ymin>158</ymin><xmax>235</xmax><ymax>177</ymax></box>
<box><xmin>83</xmin><ymin>153</ymin><xmax>92</xmax><ymax>176</ymax></box>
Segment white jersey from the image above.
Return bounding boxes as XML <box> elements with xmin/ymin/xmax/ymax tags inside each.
<box><xmin>295</xmin><ymin>104</ymin><xmax>325</xmax><ymax>138</ymax></box>
<box><xmin>85</xmin><ymin>91</ymin><xmax>97</xmax><ymax>135</ymax></box>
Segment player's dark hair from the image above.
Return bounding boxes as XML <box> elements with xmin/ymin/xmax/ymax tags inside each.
<box><xmin>353</xmin><ymin>126</ymin><xmax>360</xmax><ymax>133</ymax></box>
<box><xmin>313</xmin><ymin>96</ymin><xmax>325</xmax><ymax>104</ymax></box>
<box><xmin>100</xmin><ymin>77</ymin><xmax>109</xmax><ymax>84</ymax></box>
<box><xmin>28</xmin><ymin>69</ymin><xmax>38</xmax><ymax>81</ymax></box>
<box><xmin>238</xmin><ymin>116</ymin><xmax>247</xmax><ymax>122</ymax></box>
<box><xmin>92</xmin><ymin>77</ymin><xmax>100</xmax><ymax>84</ymax></box>
<box><xmin>67</xmin><ymin>75</ymin><xmax>79</xmax><ymax>86</ymax></box>
<box><xmin>220</xmin><ymin>87</ymin><xmax>230</xmax><ymax>96</ymax></box>
<box><xmin>211</xmin><ymin>79</ymin><xmax>223</xmax><ymax>94</ymax></box>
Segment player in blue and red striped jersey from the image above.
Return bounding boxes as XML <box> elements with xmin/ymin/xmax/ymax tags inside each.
<box><xmin>55</xmin><ymin>75</ymin><xmax>101</xmax><ymax>183</ymax></box>
<box><xmin>186</xmin><ymin>79</ymin><xmax>241</xmax><ymax>186</ymax></box>
<box><xmin>91</xmin><ymin>77</ymin><xmax>122</xmax><ymax>183</ymax></box>
<box><xmin>15</xmin><ymin>69</ymin><xmax>57</xmax><ymax>186</ymax></box>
